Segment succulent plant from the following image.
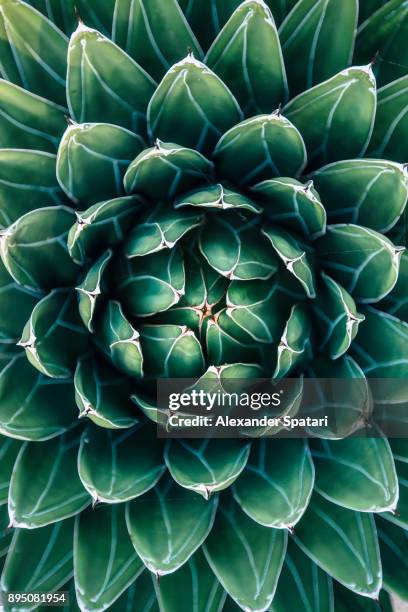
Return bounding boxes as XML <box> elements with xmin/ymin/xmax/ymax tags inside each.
<box><xmin>0</xmin><ymin>0</ymin><xmax>408</xmax><ymax>610</ymax></box>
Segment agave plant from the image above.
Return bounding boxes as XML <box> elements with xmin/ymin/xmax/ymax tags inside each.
<box><xmin>0</xmin><ymin>0</ymin><xmax>408</xmax><ymax>610</ymax></box>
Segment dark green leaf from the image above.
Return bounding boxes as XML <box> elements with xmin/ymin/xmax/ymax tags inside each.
<box><xmin>76</xmin><ymin>249</ymin><xmax>113</xmax><ymax>333</ymax></box>
<box><xmin>178</xmin><ymin>0</ymin><xmax>242</xmax><ymax>50</ymax></box>
<box><xmin>176</xmin><ymin>184</ymin><xmax>261</xmax><ymax>213</ymax></box>
<box><xmin>24</xmin><ymin>0</ymin><xmax>76</xmax><ymax>34</ymax></box>
<box><xmin>376</xmin><ymin>516</ymin><xmax>408</xmax><ymax>601</ymax></box>
<box><xmin>0</xmin><ymin>436</ymin><xmax>21</xmax><ymax>505</ymax></box>
<box><xmin>75</xmin><ymin>0</ymin><xmax>116</xmax><ymax>36</ymax></box>
<box><xmin>274</xmin><ymin>304</ymin><xmax>312</xmax><ymax>377</ymax></box>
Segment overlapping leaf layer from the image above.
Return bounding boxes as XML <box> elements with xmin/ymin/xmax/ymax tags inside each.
<box><xmin>0</xmin><ymin>0</ymin><xmax>407</xmax><ymax>610</ymax></box>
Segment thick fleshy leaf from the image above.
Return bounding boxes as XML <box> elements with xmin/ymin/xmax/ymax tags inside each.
<box><xmin>148</xmin><ymin>55</ymin><xmax>242</xmax><ymax>154</ymax></box>
<box><xmin>67</xmin><ymin>23</ymin><xmax>156</xmax><ymax>135</ymax></box>
<box><xmin>358</xmin><ymin>0</ymin><xmax>388</xmax><ymax>24</ymax></box>
<box><xmin>24</xmin><ymin>0</ymin><xmax>76</xmax><ymax>34</ymax></box>
<box><xmin>313</xmin><ymin>272</ymin><xmax>365</xmax><ymax>359</ymax></box>
<box><xmin>294</xmin><ymin>493</ymin><xmax>382</xmax><ymax>598</ymax></box>
<box><xmin>0</xmin><ymin>80</ymin><xmax>66</xmax><ymax>153</ymax></box>
<box><xmin>200</xmin><ymin>211</ymin><xmax>278</xmax><ymax>281</ymax></box>
<box><xmin>311</xmin><ymin>437</ymin><xmax>398</xmax><ymax>513</ymax></box>
<box><xmin>178</xmin><ymin>0</ymin><xmax>242</xmax><ymax>50</ymax></box>
<box><xmin>0</xmin><ymin>436</ymin><xmax>21</xmax><ymax>505</ymax></box>
<box><xmin>0</xmin><ymin>355</ymin><xmax>76</xmax><ymax>441</ymax></box>
<box><xmin>380</xmin><ymin>252</ymin><xmax>408</xmax><ymax>322</ymax></box>
<box><xmin>109</xmin><ymin>571</ymin><xmax>158</xmax><ymax>612</ymax></box>
<box><xmin>74</xmin><ymin>357</ymin><xmax>138</xmax><ymax>429</ymax></box>
<box><xmin>274</xmin><ymin>304</ymin><xmax>312</xmax><ymax>377</ymax></box>
<box><xmin>317</xmin><ymin>224</ymin><xmax>404</xmax><ymax>302</ymax></box>
<box><xmin>233</xmin><ymin>439</ymin><xmax>314</xmax><ymax>528</ymax></box>
<box><xmin>0</xmin><ymin>205</ymin><xmax>80</xmax><ymax>291</ymax></box>
<box><xmin>76</xmin><ymin>250</ymin><xmax>113</xmax><ymax>333</ymax></box>
<box><xmin>213</xmin><ymin>112</ymin><xmax>307</xmax><ymax>185</ymax></box>
<box><xmin>176</xmin><ymin>184</ymin><xmax>261</xmax><ymax>213</ymax></box>
<box><xmin>74</xmin><ymin>505</ymin><xmax>143</xmax><ymax>611</ymax></box>
<box><xmin>284</xmin><ymin>66</ymin><xmax>376</xmax><ymax>168</ymax></box>
<box><xmin>68</xmin><ymin>195</ymin><xmax>145</xmax><ymax>265</ymax></box>
<box><xmin>75</xmin><ymin>0</ymin><xmax>115</xmax><ymax>35</ymax></box>
<box><xmin>8</xmin><ymin>429</ymin><xmax>89</xmax><ymax>528</ymax></box>
<box><xmin>0</xmin><ymin>519</ymin><xmax>74</xmax><ymax>602</ymax></box>
<box><xmin>376</xmin><ymin>517</ymin><xmax>408</xmax><ymax>601</ymax></box>
<box><xmin>19</xmin><ymin>289</ymin><xmax>89</xmax><ymax>378</ymax></box>
<box><xmin>139</xmin><ymin>325</ymin><xmax>205</xmax><ymax>379</ymax></box>
<box><xmin>56</xmin><ymin>122</ymin><xmax>144</xmax><ymax>206</ymax></box>
<box><xmin>0</xmin><ymin>260</ymin><xmax>41</xmax><ymax>348</ymax></box>
<box><xmin>206</xmin><ymin>0</ymin><xmax>287</xmax><ymax>114</ymax></box>
<box><xmin>165</xmin><ymin>439</ymin><xmax>250</xmax><ymax>499</ymax></box>
<box><xmin>334</xmin><ymin>583</ymin><xmax>392</xmax><ymax>612</ymax></box>
<box><xmin>112</xmin><ymin>0</ymin><xmax>202</xmax><ymax>81</ymax></box>
<box><xmin>156</xmin><ymin>548</ymin><xmax>226</xmax><ymax>612</ymax></box>
<box><xmin>367</xmin><ymin>76</ymin><xmax>408</xmax><ymax>163</ymax></box>
<box><xmin>125</xmin><ymin>205</ymin><xmax>202</xmax><ymax>257</ymax></box>
<box><xmin>305</xmin><ymin>356</ymin><xmax>372</xmax><ymax>438</ymax></box>
<box><xmin>355</xmin><ymin>0</ymin><xmax>408</xmax><ymax>86</ymax></box>
<box><xmin>271</xmin><ymin>539</ymin><xmax>334</xmax><ymax>612</ymax></box>
<box><xmin>124</xmin><ymin>141</ymin><xmax>213</xmax><ymax>201</ymax></box>
<box><xmin>312</xmin><ymin>159</ymin><xmax>408</xmax><ymax>232</ymax></box>
<box><xmin>0</xmin><ymin>504</ymin><xmax>12</xmax><ymax>557</ymax></box>
<box><xmin>0</xmin><ymin>0</ymin><xmax>68</xmax><ymax>105</ymax></box>
<box><xmin>116</xmin><ymin>247</ymin><xmax>185</xmax><ymax>318</ymax></box>
<box><xmin>225</xmin><ymin>279</ymin><xmax>291</xmax><ymax>344</ymax></box>
<box><xmin>97</xmin><ymin>301</ymin><xmax>144</xmax><ymax>379</ymax></box>
<box><xmin>279</xmin><ymin>0</ymin><xmax>357</xmax><ymax>96</ymax></box>
<box><xmin>263</xmin><ymin>226</ymin><xmax>316</xmax><ymax>297</ymax></box>
<box><xmin>0</xmin><ymin>150</ymin><xmax>66</xmax><ymax>228</ymax></box>
<box><xmin>204</xmin><ymin>495</ymin><xmax>287</xmax><ymax>610</ymax></box>
<box><xmin>78</xmin><ymin>423</ymin><xmax>164</xmax><ymax>504</ymax></box>
<box><xmin>126</xmin><ymin>476</ymin><xmax>217</xmax><ymax>575</ymax></box>
<box><xmin>252</xmin><ymin>178</ymin><xmax>326</xmax><ymax>239</ymax></box>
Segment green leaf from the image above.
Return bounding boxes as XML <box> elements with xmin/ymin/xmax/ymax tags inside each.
<box><xmin>147</xmin><ymin>55</ymin><xmax>242</xmax><ymax>154</ymax></box>
<box><xmin>313</xmin><ymin>272</ymin><xmax>365</xmax><ymax>359</ymax></box>
<box><xmin>0</xmin><ymin>205</ymin><xmax>80</xmax><ymax>291</ymax></box>
<box><xmin>164</xmin><ymin>439</ymin><xmax>250</xmax><ymax>499</ymax></box>
<box><xmin>67</xmin><ymin>23</ymin><xmax>156</xmax><ymax>136</ymax></box>
<box><xmin>358</xmin><ymin>0</ymin><xmax>388</xmax><ymax>24</ymax></box>
<box><xmin>317</xmin><ymin>225</ymin><xmax>404</xmax><ymax>302</ymax></box>
<box><xmin>0</xmin><ymin>436</ymin><xmax>21</xmax><ymax>505</ymax></box>
<box><xmin>279</xmin><ymin>0</ymin><xmax>358</xmax><ymax>97</ymax></box>
<box><xmin>113</xmin><ymin>0</ymin><xmax>202</xmax><ymax>81</ymax></box>
<box><xmin>67</xmin><ymin>195</ymin><xmax>145</xmax><ymax>266</ymax></box>
<box><xmin>155</xmin><ymin>548</ymin><xmax>226</xmax><ymax>612</ymax></box>
<box><xmin>139</xmin><ymin>324</ymin><xmax>205</xmax><ymax>379</ymax></box>
<box><xmin>78</xmin><ymin>423</ymin><xmax>165</xmax><ymax>504</ymax></box>
<box><xmin>200</xmin><ymin>211</ymin><xmax>278</xmax><ymax>281</ymax></box>
<box><xmin>8</xmin><ymin>428</ymin><xmax>89</xmax><ymax>528</ymax></box>
<box><xmin>312</xmin><ymin>159</ymin><xmax>408</xmax><ymax>232</ymax></box>
<box><xmin>204</xmin><ymin>495</ymin><xmax>287</xmax><ymax>610</ymax></box>
<box><xmin>0</xmin><ymin>519</ymin><xmax>74</xmax><ymax>606</ymax></box>
<box><xmin>0</xmin><ymin>355</ymin><xmax>77</xmax><ymax>441</ymax></box>
<box><xmin>0</xmin><ymin>504</ymin><xmax>12</xmax><ymax>558</ymax></box>
<box><xmin>124</xmin><ymin>204</ymin><xmax>203</xmax><ymax>257</ymax></box>
<box><xmin>271</xmin><ymin>539</ymin><xmax>334</xmax><ymax>612</ymax></box>
<box><xmin>376</xmin><ymin>516</ymin><xmax>408</xmax><ymax>601</ymax></box>
<box><xmin>126</xmin><ymin>476</ymin><xmax>217</xmax><ymax>575</ymax></box>
<box><xmin>233</xmin><ymin>439</ymin><xmax>314</xmax><ymax>528</ymax></box>
<box><xmin>380</xmin><ymin>251</ymin><xmax>408</xmax><ymax>323</ymax></box>
<box><xmin>367</xmin><ymin>76</ymin><xmax>408</xmax><ymax>163</ymax></box>
<box><xmin>0</xmin><ymin>150</ymin><xmax>66</xmax><ymax>228</ymax></box>
<box><xmin>76</xmin><ymin>249</ymin><xmax>113</xmax><ymax>333</ymax></box>
<box><xmin>74</xmin><ymin>504</ymin><xmax>143</xmax><ymax>611</ymax></box>
<box><xmin>311</xmin><ymin>437</ymin><xmax>398</xmax><ymax>513</ymax></box>
<box><xmin>24</xmin><ymin>0</ymin><xmax>76</xmax><ymax>34</ymax></box>
<box><xmin>205</xmin><ymin>0</ymin><xmax>287</xmax><ymax>114</ymax></box>
<box><xmin>252</xmin><ymin>178</ymin><xmax>326</xmax><ymax>239</ymax></box>
<box><xmin>19</xmin><ymin>289</ymin><xmax>89</xmax><ymax>379</ymax></box>
<box><xmin>284</xmin><ymin>66</ymin><xmax>377</xmax><ymax>168</ymax></box>
<box><xmin>74</xmin><ymin>357</ymin><xmax>138</xmax><ymax>429</ymax></box>
<box><xmin>213</xmin><ymin>112</ymin><xmax>307</xmax><ymax>185</ymax></box>
<box><xmin>381</xmin><ymin>459</ymin><xmax>408</xmax><ymax>530</ymax></box>
<box><xmin>75</xmin><ymin>0</ymin><xmax>116</xmax><ymax>35</ymax></box>
<box><xmin>0</xmin><ymin>259</ymin><xmax>41</xmax><ymax>348</ymax></box>
<box><xmin>334</xmin><ymin>583</ymin><xmax>392</xmax><ymax>612</ymax></box>
<box><xmin>274</xmin><ymin>303</ymin><xmax>312</xmax><ymax>377</ymax></box>
<box><xmin>116</xmin><ymin>246</ymin><xmax>185</xmax><ymax>318</ymax></box>
<box><xmin>108</xmin><ymin>571</ymin><xmax>158</xmax><ymax>612</ymax></box>
<box><xmin>56</xmin><ymin>122</ymin><xmax>144</xmax><ymax>206</ymax></box>
<box><xmin>0</xmin><ymin>80</ymin><xmax>66</xmax><ymax>152</ymax></box>
<box><xmin>294</xmin><ymin>493</ymin><xmax>382</xmax><ymax>598</ymax></box>
<box><xmin>124</xmin><ymin>141</ymin><xmax>214</xmax><ymax>201</ymax></box>
<box><xmin>355</xmin><ymin>0</ymin><xmax>408</xmax><ymax>86</ymax></box>
<box><xmin>97</xmin><ymin>301</ymin><xmax>144</xmax><ymax>379</ymax></box>
<box><xmin>0</xmin><ymin>0</ymin><xmax>68</xmax><ymax>105</ymax></box>
<box><xmin>176</xmin><ymin>184</ymin><xmax>261</xmax><ymax>213</ymax></box>
<box><xmin>263</xmin><ymin>226</ymin><xmax>316</xmax><ymax>297</ymax></box>
<box><xmin>178</xmin><ymin>0</ymin><xmax>242</xmax><ymax>50</ymax></box>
